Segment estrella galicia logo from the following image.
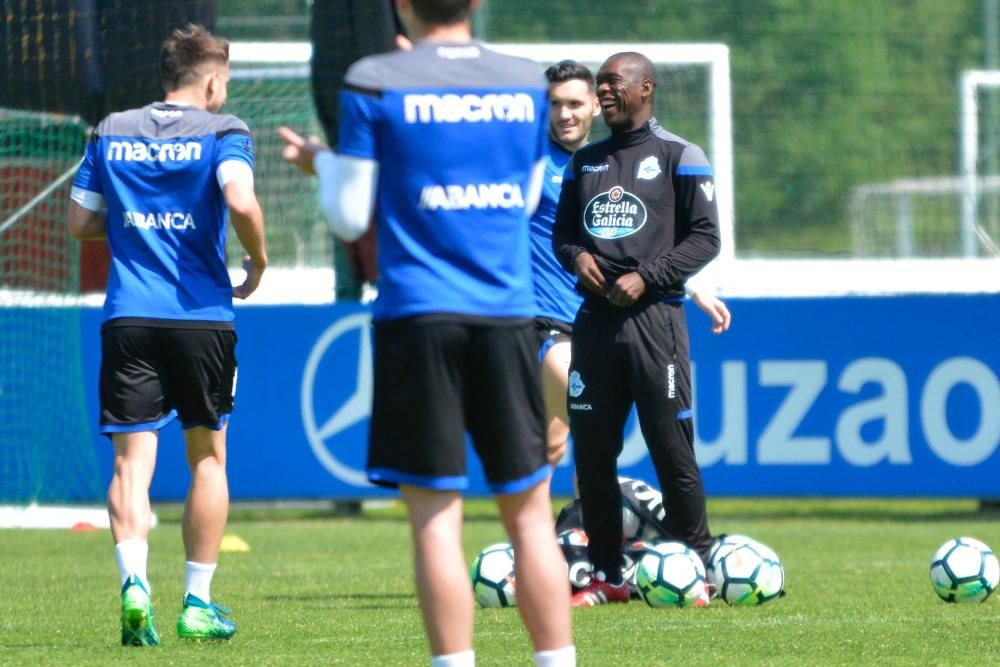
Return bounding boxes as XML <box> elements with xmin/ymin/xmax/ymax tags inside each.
<box><xmin>568</xmin><ymin>370</ymin><xmax>585</xmax><ymax>398</ymax></box>
<box><xmin>583</xmin><ymin>185</ymin><xmax>647</xmax><ymax>239</ymax></box>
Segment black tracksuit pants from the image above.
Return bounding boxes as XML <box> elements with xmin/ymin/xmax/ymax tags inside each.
<box><xmin>568</xmin><ymin>297</ymin><xmax>712</xmax><ymax>576</ymax></box>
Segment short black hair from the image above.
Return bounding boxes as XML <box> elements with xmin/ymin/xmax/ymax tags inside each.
<box><xmin>410</xmin><ymin>0</ymin><xmax>473</xmax><ymax>25</ymax></box>
<box><xmin>544</xmin><ymin>60</ymin><xmax>595</xmax><ymax>90</ymax></box>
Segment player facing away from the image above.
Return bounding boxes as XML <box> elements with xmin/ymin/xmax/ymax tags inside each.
<box><xmin>278</xmin><ymin>2</ymin><xmax>575</xmax><ymax>666</ymax></box>
<box><xmin>68</xmin><ymin>24</ymin><xmax>267</xmax><ymax>645</ymax></box>
<box><xmin>552</xmin><ymin>51</ymin><xmax>720</xmax><ymax>607</ymax></box>
<box><xmin>531</xmin><ymin>61</ymin><xmax>731</xmax><ymax>470</ymax></box>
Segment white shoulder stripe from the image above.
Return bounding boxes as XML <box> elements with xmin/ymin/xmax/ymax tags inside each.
<box><xmin>216</xmin><ymin>160</ymin><xmax>254</xmax><ymax>189</ymax></box>
<box><xmin>70</xmin><ymin>186</ymin><xmax>105</xmax><ymax>211</ymax></box>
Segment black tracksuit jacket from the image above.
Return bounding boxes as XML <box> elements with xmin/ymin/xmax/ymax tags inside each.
<box><xmin>551</xmin><ymin>117</ymin><xmax>721</xmax><ymax>573</ymax></box>
<box><xmin>552</xmin><ymin>117</ymin><xmax>720</xmax><ymax>299</ymax></box>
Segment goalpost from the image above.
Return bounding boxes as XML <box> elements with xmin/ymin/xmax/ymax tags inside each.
<box><xmin>960</xmin><ymin>69</ymin><xmax>1000</xmax><ymax>258</ymax></box>
<box><xmin>225</xmin><ymin>41</ymin><xmax>997</xmax><ymax>298</ymax></box>
<box><xmin>850</xmin><ymin>69</ymin><xmax>1000</xmax><ymax>261</ymax></box>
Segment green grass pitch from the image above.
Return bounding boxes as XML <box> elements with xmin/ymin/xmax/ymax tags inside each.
<box><xmin>1</xmin><ymin>498</ymin><xmax>998</xmax><ymax>665</ymax></box>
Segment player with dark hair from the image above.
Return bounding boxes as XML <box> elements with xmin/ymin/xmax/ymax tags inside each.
<box><xmin>279</xmin><ymin>2</ymin><xmax>575</xmax><ymax>665</ymax></box>
<box><xmin>553</xmin><ymin>51</ymin><xmax>720</xmax><ymax>607</ymax></box>
<box><xmin>532</xmin><ymin>60</ymin><xmax>600</xmax><ymax>467</ymax></box>
<box><xmin>69</xmin><ymin>23</ymin><xmax>266</xmax><ymax>645</ymax></box>
<box><xmin>533</xmin><ymin>60</ymin><xmax>730</xmax><ymax>469</ymax></box>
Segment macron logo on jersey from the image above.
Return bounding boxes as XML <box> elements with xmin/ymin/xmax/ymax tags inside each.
<box><xmin>150</xmin><ymin>107</ymin><xmax>183</xmax><ymax>118</ymax></box>
<box><xmin>700</xmin><ymin>181</ymin><xmax>716</xmax><ymax>202</ymax></box>
<box><xmin>436</xmin><ymin>45</ymin><xmax>481</xmax><ymax>60</ymax></box>
<box><xmin>107</xmin><ymin>140</ymin><xmax>202</xmax><ymax>162</ymax></box>
<box><xmin>404</xmin><ymin>93</ymin><xmax>535</xmax><ymax>124</ymax></box>
<box><xmin>418</xmin><ymin>183</ymin><xmax>526</xmax><ymax>211</ymax></box>
<box><xmin>123</xmin><ymin>211</ymin><xmax>197</xmax><ymax>231</ymax></box>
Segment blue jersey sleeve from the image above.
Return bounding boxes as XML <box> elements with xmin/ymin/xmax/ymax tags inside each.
<box><xmin>337</xmin><ymin>88</ymin><xmax>381</xmax><ymax>160</ymax></box>
<box><xmin>72</xmin><ymin>135</ymin><xmax>103</xmax><ymax>194</ymax></box>
<box><xmin>214</xmin><ymin>122</ymin><xmax>255</xmax><ymax>172</ymax></box>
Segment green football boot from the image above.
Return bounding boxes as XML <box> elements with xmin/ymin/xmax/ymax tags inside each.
<box><xmin>120</xmin><ymin>576</ymin><xmax>160</xmax><ymax>646</ymax></box>
<box><xmin>176</xmin><ymin>593</ymin><xmax>237</xmax><ymax>640</ymax></box>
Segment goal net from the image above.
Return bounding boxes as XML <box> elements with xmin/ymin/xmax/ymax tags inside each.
<box><xmin>0</xmin><ymin>109</ymin><xmax>105</xmax><ymax>516</ymax></box>
<box><xmin>224</xmin><ymin>50</ymin><xmax>333</xmax><ymax>271</ymax></box>
<box><xmin>227</xmin><ymin>40</ymin><xmax>736</xmax><ymax>292</ymax></box>
<box><xmin>1</xmin><ymin>0</ymin><xmax>214</xmax><ymax>527</ymax></box>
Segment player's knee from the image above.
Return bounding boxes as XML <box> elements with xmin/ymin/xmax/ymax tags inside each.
<box><xmin>187</xmin><ymin>449</ymin><xmax>227</xmax><ymax>474</ymax></box>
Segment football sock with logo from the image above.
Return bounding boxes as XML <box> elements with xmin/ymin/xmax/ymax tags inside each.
<box><xmin>115</xmin><ymin>539</ymin><xmax>150</xmax><ymax>591</ymax></box>
<box><xmin>535</xmin><ymin>645</ymin><xmax>577</xmax><ymax>667</ymax></box>
<box><xmin>184</xmin><ymin>561</ymin><xmax>217</xmax><ymax>603</ymax></box>
<box><xmin>430</xmin><ymin>650</ymin><xmax>474</xmax><ymax>667</ymax></box>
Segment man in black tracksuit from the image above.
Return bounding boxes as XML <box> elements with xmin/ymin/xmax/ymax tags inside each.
<box><xmin>553</xmin><ymin>51</ymin><xmax>721</xmax><ymax>606</ymax></box>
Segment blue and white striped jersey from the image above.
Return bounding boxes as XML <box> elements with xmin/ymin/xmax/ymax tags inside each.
<box><xmin>72</xmin><ymin>102</ymin><xmax>254</xmax><ymax>324</ymax></box>
<box><xmin>337</xmin><ymin>41</ymin><xmax>548</xmax><ymax>322</ymax></box>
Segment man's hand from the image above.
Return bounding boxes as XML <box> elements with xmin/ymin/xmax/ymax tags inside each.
<box><xmin>233</xmin><ymin>254</ymin><xmax>265</xmax><ymax>300</ymax></box>
<box><xmin>690</xmin><ymin>290</ymin><xmax>731</xmax><ymax>334</ymax></box>
<box><xmin>278</xmin><ymin>126</ymin><xmax>329</xmax><ymax>176</ymax></box>
<box><xmin>573</xmin><ymin>251</ymin><xmax>607</xmax><ymax>297</ymax></box>
<box><xmin>607</xmin><ymin>271</ymin><xmax>646</xmax><ymax>307</ymax></box>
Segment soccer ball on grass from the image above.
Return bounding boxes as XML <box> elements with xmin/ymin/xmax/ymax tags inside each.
<box><xmin>707</xmin><ymin>533</ymin><xmax>755</xmax><ymax>566</ymax></box>
<box><xmin>470</xmin><ymin>543</ymin><xmax>517</xmax><ymax>608</ymax></box>
<box><xmin>929</xmin><ymin>537</ymin><xmax>999</xmax><ymax>603</ymax></box>
<box><xmin>708</xmin><ymin>538</ymin><xmax>784</xmax><ymax>606</ymax></box>
<box><xmin>635</xmin><ymin>541</ymin><xmax>708</xmax><ymax>608</ymax></box>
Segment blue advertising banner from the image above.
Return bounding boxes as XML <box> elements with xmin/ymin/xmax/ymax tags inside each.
<box><xmin>76</xmin><ymin>294</ymin><xmax>1000</xmax><ymax>500</ymax></box>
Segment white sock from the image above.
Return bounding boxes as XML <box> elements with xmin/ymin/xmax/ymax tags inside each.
<box><xmin>184</xmin><ymin>561</ymin><xmax>217</xmax><ymax>603</ymax></box>
<box><xmin>430</xmin><ymin>650</ymin><xmax>475</xmax><ymax>667</ymax></box>
<box><xmin>114</xmin><ymin>539</ymin><xmax>149</xmax><ymax>592</ymax></box>
<box><xmin>535</xmin><ymin>645</ymin><xmax>576</xmax><ymax>667</ymax></box>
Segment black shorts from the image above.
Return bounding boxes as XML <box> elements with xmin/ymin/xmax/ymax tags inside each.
<box><xmin>533</xmin><ymin>316</ymin><xmax>572</xmax><ymax>364</ymax></box>
<box><xmin>99</xmin><ymin>324</ymin><xmax>238</xmax><ymax>434</ymax></box>
<box><xmin>367</xmin><ymin>316</ymin><xmax>550</xmax><ymax>493</ymax></box>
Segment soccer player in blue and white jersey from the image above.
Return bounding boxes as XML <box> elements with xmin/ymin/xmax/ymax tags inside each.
<box><xmin>533</xmin><ymin>61</ymin><xmax>731</xmax><ymax>469</ymax></box>
<box><xmin>68</xmin><ymin>24</ymin><xmax>267</xmax><ymax>645</ymax></box>
<box><xmin>279</xmin><ymin>2</ymin><xmax>575</xmax><ymax>665</ymax></box>
<box><xmin>531</xmin><ymin>61</ymin><xmax>598</xmax><ymax>468</ymax></box>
